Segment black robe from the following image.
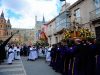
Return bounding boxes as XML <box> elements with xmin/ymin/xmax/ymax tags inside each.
<box><xmin>74</xmin><ymin>43</ymin><xmax>89</xmax><ymax>75</ymax></box>
<box><xmin>0</xmin><ymin>31</ymin><xmax>19</xmax><ymax>62</ymax></box>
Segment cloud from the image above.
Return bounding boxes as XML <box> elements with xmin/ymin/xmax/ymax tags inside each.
<box><xmin>66</xmin><ymin>0</ymin><xmax>78</xmax><ymax>5</ymax></box>
<box><xmin>6</xmin><ymin>9</ymin><xmax>22</xmax><ymax>19</ymax></box>
<box><xmin>0</xmin><ymin>0</ymin><xmax>2</xmax><ymax>6</ymax></box>
<box><xmin>0</xmin><ymin>0</ymin><xmax>60</xmax><ymax>29</ymax></box>
<box><xmin>0</xmin><ymin>0</ymin><xmax>77</xmax><ymax>29</ymax></box>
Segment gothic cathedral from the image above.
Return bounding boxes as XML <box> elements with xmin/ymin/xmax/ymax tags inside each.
<box><xmin>0</xmin><ymin>11</ymin><xmax>11</xmax><ymax>41</ymax></box>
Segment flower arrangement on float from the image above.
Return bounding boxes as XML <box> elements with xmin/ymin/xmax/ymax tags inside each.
<box><xmin>63</xmin><ymin>27</ymin><xmax>92</xmax><ymax>40</ymax></box>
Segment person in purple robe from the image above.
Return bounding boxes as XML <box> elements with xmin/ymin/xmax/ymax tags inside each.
<box><xmin>96</xmin><ymin>38</ymin><xmax>100</xmax><ymax>75</ymax></box>
<box><xmin>73</xmin><ymin>39</ymin><xmax>89</xmax><ymax>75</ymax></box>
<box><xmin>87</xmin><ymin>38</ymin><xmax>97</xmax><ymax>75</ymax></box>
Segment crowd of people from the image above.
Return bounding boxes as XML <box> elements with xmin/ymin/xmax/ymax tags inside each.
<box><xmin>0</xmin><ymin>43</ymin><xmax>52</xmax><ymax>64</ymax></box>
<box><xmin>49</xmin><ymin>38</ymin><xmax>100</xmax><ymax>75</ymax></box>
<box><xmin>1</xmin><ymin>37</ymin><xmax>100</xmax><ymax>75</ymax></box>
<box><xmin>6</xmin><ymin>44</ymin><xmax>21</xmax><ymax>64</ymax></box>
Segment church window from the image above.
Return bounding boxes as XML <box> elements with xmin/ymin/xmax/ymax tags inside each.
<box><xmin>7</xmin><ymin>32</ymin><xmax>8</xmax><ymax>35</ymax></box>
<box><xmin>1</xmin><ymin>20</ymin><xmax>3</xmax><ymax>23</ymax></box>
<box><xmin>11</xmin><ymin>32</ymin><xmax>12</xmax><ymax>35</ymax></box>
<box><xmin>0</xmin><ymin>25</ymin><xmax>2</xmax><ymax>28</ymax></box>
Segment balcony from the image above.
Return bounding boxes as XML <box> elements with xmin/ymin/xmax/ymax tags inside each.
<box><xmin>55</xmin><ymin>22</ymin><xmax>70</xmax><ymax>34</ymax></box>
<box><xmin>90</xmin><ymin>7</ymin><xmax>100</xmax><ymax>23</ymax></box>
<box><xmin>74</xmin><ymin>17</ymin><xmax>82</xmax><ymax>24</ymax></box>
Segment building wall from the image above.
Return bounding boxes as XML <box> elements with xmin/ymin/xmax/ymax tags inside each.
<box><xmin>11</xmin><ymin>29</ymin><xmax>35</xmax><ymax>44</ymax></box>
<box><xmin>69</xmin><ymin>0</ymin><xmax>96</xmax><ymax>28</ymax></box>
<box><xmin>0</xmin><ymin>18</ymin><xmax>6</xmax><ymax>37</ymax></box>
<box><xmin>61</xmin><ymin>3</ymin><xmax>70</xmax><ymax>13</ymax></box>
<box><xmin>47</xmin><ymin>19</ymin><xmax>57</xmax><ymax>45</ymax></box>
<box><xmin>68</xmin><ymin>0</ymin><xmax>97</xmax><ymax>37</ymax></box>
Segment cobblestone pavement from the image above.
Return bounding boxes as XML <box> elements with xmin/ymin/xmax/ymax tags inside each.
<box><xmin>22</xmin><ymin>57</ymin><xmax>61</xmax><ymax>75</ymax></box>
<box><xmin>0</xmin><ymin>59</ymin><xmax>26</xmax><ymax>75</ymax></box>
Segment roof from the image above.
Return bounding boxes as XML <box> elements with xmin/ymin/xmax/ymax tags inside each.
<box><xmin>68</xmin><ymin>0</ymin><xmax>84</xmax><ymax>10</ymax></box>
<box><xmin>11</xmin><ymin>28</ymin><xmax>34</xmax><ymax>30</ymax></box>
<box><xmin>46</xmin><ymin>18</ymin><xmax>56</xmax><ymax>25</ymax></box>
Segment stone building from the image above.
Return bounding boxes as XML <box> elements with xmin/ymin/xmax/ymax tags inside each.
<box><xmin>68</xmin><ymin>0</ymin><xmax>97</xmax><ymax>37</ymax></box>
<box><xmin>0</xmin><ymin>11</ymin><xmax>11</xmax><ymax>41</ymax></box>
<box><xmin>47</xmin><ymin>18</ymin><xmax>56</xmax><ymax>45</ymax></box>
<box><xmin>0</xmin><ymin>11</ymin><xmax>35</xmax><ymax>44</ymax></box>
<box><xmin>34</xmin><ymin>16</ymin><xmax>46</xmax><ymax>42</ymax></box>
<box><xmin>47</xmin><ymin>0</ymin><xmax>100</xmax><ymax>45</ymax></box>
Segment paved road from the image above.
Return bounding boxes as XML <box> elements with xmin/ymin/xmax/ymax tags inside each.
<box><xmin>0</xmin><ymin>60</ymin><xmax>26</xmax><ymax>75</ymax></box>
<box><xmin>0</xmin><ymin>57</ymin><xmax>61</xmax><ymax>75</ymax></box>
<box><xmin>22</xmin><ymin>57</ymin><xmax>61</xmax><ymax>75</ymax></box>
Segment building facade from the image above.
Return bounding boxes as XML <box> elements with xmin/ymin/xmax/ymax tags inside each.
<box><xmin>47</xmin><ymin>0</ymin><xmax>100</xmax><ymax>45</ymax></box>
<box><xmin>0</xmin><ymin>11</ymin><xmax>12</xmax><ymax>41</ymax></box>
<box><xmin>68</xmin><ymin>0</ymin><xmax>96</xmax><ymax>37</ymax></box>
<box><xmin>47</xmin><ymin>8</ymin><xmax>70</xmax><ymax>45</ymax></box>
<box><xmin>0</xmin><ymin>11</ymin><xmax>35</xmax><ymax>44</ymax></box>
<box><xmin>34</xmin><ymin>16</ymin><xmax>46</xmax><ymax>42</ymax></box>
<box><xmin>47</xmin><ymin>18</ymin><xmax>56</xmax><ymax>45</ymax></box>
<box><xmin>90</xmin><ymin>0</ymin><xmax>100</xmax><ymax>39</ymax></box>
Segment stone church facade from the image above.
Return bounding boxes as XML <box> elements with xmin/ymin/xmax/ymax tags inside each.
<box><xmin>0</xmin><ymin>11</ymin><xmax>12</xmax><ymax>41</ymax></box>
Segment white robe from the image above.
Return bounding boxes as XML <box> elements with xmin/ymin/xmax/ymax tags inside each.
<box><xmin>46</xmin><ymin>47</ymin><xmax>51</xmax><ymax>62</ymax></box>
<box><xmin>13</xmin><ymin>47</ymin><xmax>17</xmax><ymax>60</ymax></box>
<box><xmin>15</xmin><ymin>48</ymin><xmax>21</xmax><ymax>60</ymax></box>
<box><xmin>28</xmin><ymin>47</ymin><xmax>37</xmax><ymax>60</ymax></box>
<box><xmin>39</xmin><ymin>48</ymin><xmax>44</xmax><ymax>57</ymax></box>
<box><xmin>34</xmin><ymin>50</ymin><xmax>38</xmax><ymax>59</ymax></box>
<box><xmin>7</xmin><ymin>48</ymin><xmax>14</xmax><ymax>64</ymax></box>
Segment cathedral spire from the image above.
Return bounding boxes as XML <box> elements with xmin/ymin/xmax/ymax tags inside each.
<box><xmin>42</xmin><ymin>15</ymin><xmax>45</xmax><ymax>23</ymax></box>
<box><xmin>7</xmin><ymin>18</ymin><xmax>11</xmax><ymax>24</ymax></box>
<box><xmin>7</xmin><ymin>18</ymin><xmax>11</xmax><ymax>29</ymax></box>
<box><xmin>0</xmin><ymin>11</ymin><xmax>4</xmax><ymax>18</ymax></box>
<box><xmin>35</xmin><ymin>15</ymin><xmax>37</xmax><ymax>22</ymax></box>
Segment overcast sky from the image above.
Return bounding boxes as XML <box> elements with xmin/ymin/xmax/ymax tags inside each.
<box><xmin>0</xmin><ymin>0</ymin><xmax>78</xmax><ymax>29</ymax></box>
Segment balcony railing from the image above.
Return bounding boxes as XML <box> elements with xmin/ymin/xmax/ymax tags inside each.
<box><xmin>55</xmin><ymin>22</ymin><xmax>70</xmax><ymax>33</ymax></box>
<box><xmin>74</xmin><ymin>17</ymin><xmax>82</xmax><ymax>24</ymax></box>
<box><xmin>90</xmin><ymin>7</ymin><xmax>100</xmax><ymax>21</ymax></box>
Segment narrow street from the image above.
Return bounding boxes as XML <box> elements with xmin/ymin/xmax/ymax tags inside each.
<box><xmin>0</xmin><ymin>59</ymin><xmax>26</xmax><ymax>75</ymax></box>
<box><xmin>0</xmin><ymin>57</ymin><xmax>61</xmax><ymax>75</ymax></box>
<box><xmin>22</xmin><ymin>57</ymin><xmax>61</xmax><ymax>75</ymax></box>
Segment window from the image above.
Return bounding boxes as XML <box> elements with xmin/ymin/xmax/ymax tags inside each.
<box><xmin>95</xmin><ymin>0</ymin><xmax>100</xmax><ymax>8</ymax></box>
<box><xmin>56</xmin><ymin>37</ymin><xmax>58</xmax><ymax>43</ymax></box>
<box><xmin>74</xmin><ymin>8</ymin><xmax>80</xmax><ymax>18</ymax></box>
<box><xmin>0</xmin><ymin>25</ymin><xmax>2</xmax><ymax>28</ymax></box>
<box><xmin>1</xmin><ymin>20</ymin><xmax>3</xmax><ymax>23</ymax></box>
<box><xmin>7</xmin><ymin>32</ymin><xmax>8</xmax><ymax>36</ymax></box>
<box><xmin>95</xmin><ymin>0</ymin><xmax>100</xmax><ymax>14</ymax></box>
<box><xmin>74</xmin><ymin>8</ymin><xmax>81</xmax><ymax>23</ymax></box>
<box><xmin>11</xmin><ymin>32</ymin><xmax>12</xmax><ymax>35</ymax></box>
